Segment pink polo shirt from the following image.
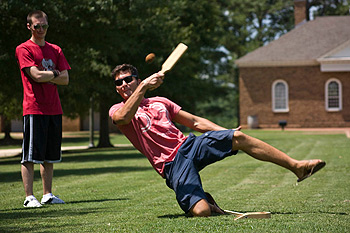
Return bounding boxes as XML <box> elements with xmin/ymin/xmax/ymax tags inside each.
<box><xmin>109</xmin><ymin>97</ymin><xmax>188</xmax><ymax>177</ymax></box>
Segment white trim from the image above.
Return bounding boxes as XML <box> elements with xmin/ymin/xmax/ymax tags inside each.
<box><xmin>320</xmin><ymin>63</ymin><xmax>350</xmax><ymax>72</ymax></box>
<box><xmin>272</xmin><ymin>80</ymin><xmax>289</xmax><ymax>113</ymax></box>
<box><xmin>317</xmin><ymin>40</ymin><xmax>350</xmax><ymax>72</ymax></box>
<box><xmin>29</xmin><ymin>115</ymin><xmax>34</xmax><ymax>162</ymax></box>
<box><xmin>325</xmin><ymin>78</ymin><xmax>342</xmax><ymax>112</ymax></box>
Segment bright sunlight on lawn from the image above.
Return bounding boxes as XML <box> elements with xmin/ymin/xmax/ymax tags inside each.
<box><xmin>0</xmin><ymin>130</ymin><xmax>349</xmax><ymax>232</ymax></box>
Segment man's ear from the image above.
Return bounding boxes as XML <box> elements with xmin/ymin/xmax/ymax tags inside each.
<box><xmin>137</xmin><ymin>79</ymin><xmax>141</xmax><ymax>85</ymax></box>
<box><xmin>27</xmin><ymin>23</ymin><xmax>31</xmax><ymax>30</ymax></box>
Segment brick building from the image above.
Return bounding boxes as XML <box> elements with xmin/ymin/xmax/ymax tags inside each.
<box><xmin>235</xmin><ymin>4</ymin><xmax>350</xmax><ymax>128</ymax></box>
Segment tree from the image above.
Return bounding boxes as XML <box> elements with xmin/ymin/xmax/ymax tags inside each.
<box><xmin>308</xmin><ymin>0</ymin><xmax>350</xmax><ymax>19</ymax></box>
<box><xmin>0</xmin><ymin>1</ymin><xmax>33</xmax><ymax>143</ymax></box>
<box><xmin>3</xmin><ymin>0</ymin><xmax>347</xmax><ymax>146</ymax></box>
<box><xmin>0</xmin><ymin>0</ymin><xmax>230</xmax><ymax>145</ymax></box>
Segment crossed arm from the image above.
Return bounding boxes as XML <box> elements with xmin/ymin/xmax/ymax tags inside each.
<box><xmin>24</xmin><ymin>66</ymin><xmax>69</xmax><ymax>85</ymax></box>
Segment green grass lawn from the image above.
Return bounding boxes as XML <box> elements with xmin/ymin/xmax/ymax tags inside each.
<box><xmin>0</xmin><ymin>130</ymin><xmax>349</xmax><ymax>232</ymax></box>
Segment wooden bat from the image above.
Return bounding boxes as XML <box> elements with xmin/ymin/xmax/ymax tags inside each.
<box><xmin>224</xmin><ymin>210</ymin><xmax>271</xmax><ymax>220</ymax></box>
<box><xmin>204</xmin><ymin>192</ymin><xmax>270</xmax><ymax>220</ymax></box>
<box><xmin>160</xmin><ymin>43</ymin><xmax>188</xmax><ymax>74</ymax></box>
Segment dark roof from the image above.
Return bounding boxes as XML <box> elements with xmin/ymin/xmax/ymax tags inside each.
<box><xmin>235</xmin><ymin>16</ymin><xmax>350</xmax><ymax>67</ymax></box>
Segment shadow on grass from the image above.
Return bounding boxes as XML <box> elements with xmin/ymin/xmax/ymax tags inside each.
<box><xmin>0</xmin><ymin>200</ymin><xmax>127</xmax><ymax>232</ymax></box>
<box><xmin>0</xmin><ymin>165</ymin><xmax>152</xmax><ymax>183</ymax></box>
<box><xmin>0</xmin><ymin>204</ymin><xmax>122</xmax><ymax>223</ymax></box>
<box><xmin>61</xmin><ymin>136</ymin><xmax>91</xmax><ymax>144</ymax></box>
<box><xmin>67</xmin><ymin>198</ymin><xmax>129</xmax><ymax>205</ymax></box>
<box><xmin>0</xmin><ymin>150</ymin><xmax>151</xmax><ymax>183</ymax></box>
<box><xmin>61</xmin><ymin>148</ymin><xmax>143</xmax><ymax>163</ymax></box>
<box><xmin>158</xmin><ymin>213</ymin><xmax>188</xmax><ymax>218</ymax></box>
<box><xmin>0</xmin><ymin>148</ymin><xmax>144</xmax><ymax>166</ymax></box>
<box><xmin>0</xmin><ymin>138</ymin><xmax>22</xmax><ymax>147</ymax></box>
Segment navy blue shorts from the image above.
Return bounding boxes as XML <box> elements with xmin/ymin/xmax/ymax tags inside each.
<box><xmin>22</xmin><ymin>115</ymin><xmax>62</xmax><ymax>164</ymax></box>
<box><xmin>163</xmin><ymin>129</ymin><xmax>237</xmax><ymax>213</ymax></box>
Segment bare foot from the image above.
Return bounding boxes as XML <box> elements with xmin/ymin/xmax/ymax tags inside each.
<box><xmin>205</xmin><ymin>192</ymin><xmax>225</xmax><ymax>215</ymax></box>
<box><xmin>296</xmin><ymin>159</ymin><xmax>326</xmax><ymax>182</ymax></box>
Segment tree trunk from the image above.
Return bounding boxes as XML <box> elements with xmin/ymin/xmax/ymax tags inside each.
<box><xmin>88</xmin><ymin>96</ymin><xmax>95</xmax><ymax>148</ymax></box>
<box><xmin>3</xmin><ymin>116</ymin><xmax>13</xmax><ymax>141</ymax></box>
<box><xmin>97</xmin><ymin>98</ymin><xmax>113</xmax><ymax>148</ymax></box>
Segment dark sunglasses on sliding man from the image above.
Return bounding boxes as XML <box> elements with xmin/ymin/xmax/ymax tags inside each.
<box><xmin>114</xmin><ymin>75</ymin><xmax>137</xmax><ymax>86</ymax></box>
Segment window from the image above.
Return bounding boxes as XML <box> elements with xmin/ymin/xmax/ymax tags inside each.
<box><xmin>325</xmin><ymin>79</ymin><xmax>342</xmax><ymax>111</ymax></box>
<box><xmin>272</xmin><ymin>80</ymin><xmax>289</xmax><ymax>112</ymax></box>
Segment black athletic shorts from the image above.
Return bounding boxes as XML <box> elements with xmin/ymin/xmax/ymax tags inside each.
<box><xmin>21</xmin><ymin>114</ymin><xmax>62</xmax><ymax>164</ymax></box>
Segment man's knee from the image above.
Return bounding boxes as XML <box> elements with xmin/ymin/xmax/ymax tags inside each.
<box><xmin>233</xmin><ymin>130</ymin><xmax>244</xmax><ymax>138</ymax></box>
<box><xmin>190</xmin><ymin>199</ymin><xmax>211</xmax><ymax>217</ymax></box>
<box><xmin>232</xmin><ymin>130</ymin><xmax>247</xmax><ymax>149</ymax></box>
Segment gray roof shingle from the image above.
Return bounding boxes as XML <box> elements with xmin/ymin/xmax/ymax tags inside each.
<box><xmin>235</xmin><ymin>16</ymin><xmax>350</xmax><ymax>67</ymax></box>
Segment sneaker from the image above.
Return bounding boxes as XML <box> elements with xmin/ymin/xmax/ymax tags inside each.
<box><xmin>23</xmin><ymin>196</ymin><xmax>42</xmax><ymax>208</ymax></box>
<box><xmin>41</xmin><ymin>195</ymin><xmax>65</xmax><ymax>205</ymax></box>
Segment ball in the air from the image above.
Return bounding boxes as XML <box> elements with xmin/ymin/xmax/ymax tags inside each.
<box><xmin>145</xmin><ymin>53</ymin><xmax>155</xmax><ymax>63</ymax></box>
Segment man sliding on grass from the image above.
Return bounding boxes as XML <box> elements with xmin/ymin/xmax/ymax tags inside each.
<box><xmin>109</xmin><ymin>64</ymin><xmax>326</xmax><ymax>217</ymax></box>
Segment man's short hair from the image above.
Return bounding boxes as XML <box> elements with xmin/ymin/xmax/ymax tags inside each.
<box><xmin>111</xmin><ymin>64</ymin><xmax>139</xmax><ymax>79</ymax></box>
<box><xmin>27</xmin><ymin>10</ymin><xmax>48</xmax><ymax>25</ymax></box>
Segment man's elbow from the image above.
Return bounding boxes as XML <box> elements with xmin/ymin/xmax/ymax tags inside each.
<box><xmin>60</xmin><ymin>73</ymin><xmax>69</xmax><ymax>85</ymax></box>
<box><xmin>114</xmin><ymin>118</ymin><xmax>131</xmax><ymax>126</ymax></box>
<box><xmin>62</xmin><ymin>76</ymin><xmax>69</xmax><ymax>85</ymax></box>
<box><xmin>113</xmin><ymin>114</ymin><xmax>131</xmax><ymax>126</ymax></box>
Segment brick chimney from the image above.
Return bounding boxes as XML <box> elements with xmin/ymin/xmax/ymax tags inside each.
<box><xmin>294</xmin><ymin>0</ymin><xmax>307</xmax><ymax>27</ymax></box>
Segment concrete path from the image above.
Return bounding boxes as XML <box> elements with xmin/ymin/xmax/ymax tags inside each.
<box><xmin>267</xmin><ymin>127</ymin><xmax>350</xmax><ymax>138</ymax></box>
<box><xmin>1</xmin><ymin>128</ymin><xmax>349</xmax><ymax>158</ymax></box>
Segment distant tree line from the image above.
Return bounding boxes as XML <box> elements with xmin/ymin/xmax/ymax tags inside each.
<box><xmin>0</xmin><ymin>0</ymin><xmax>348</xmax><ymax>146</ymax></box>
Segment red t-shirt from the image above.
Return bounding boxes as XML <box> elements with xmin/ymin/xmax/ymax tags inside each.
<box><xmin>15</xmin><ymin>40</ymin><xmax>71</xmax><ymax>115</ymax></box>
<box><xmin>109</xmin><ymin>97</ymin><xmax>188</xmax><ymax>177</ymax></box>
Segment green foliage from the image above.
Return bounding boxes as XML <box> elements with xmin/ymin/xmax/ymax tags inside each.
<box><xmin>219</xmin><ymin>0</ymin><xmax>295</xmax><ymax>58</ymax></box>
<box><xmin>0</xmin><ymin>130</ymin><xmax>349</xmax><ymax>232</ymax></box>
<box><xmin>196</xmin><ymin>87</ymin><xmax>238</xmax><ymax>129</ymax></box>
<box><xmin>308</xmin><ymin>0</ymin><xmax>350</xmax><ymax>19</ymax></box>
<box><xmin>1</xmin><ymin>0</ymin><xmax>350</xmax><ymax>129</ymax></box>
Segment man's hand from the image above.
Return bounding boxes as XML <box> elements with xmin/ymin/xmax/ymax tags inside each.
<box><xmin>234</xmin><ymin>126</ymin><xmax>242</xmax><ymax>131</ymax></box>
<box><xmin>143</xmin><ymin>72</ymin><xmax>164</xmax><ymax>91</ymax></box>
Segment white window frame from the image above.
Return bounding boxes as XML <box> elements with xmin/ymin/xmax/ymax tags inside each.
<box><xmin>325</xmin><ymin>78</ymin><xmax>342</xmax><ymax>112</ymax></box>
<box><xmin>272</xmin><ymin>80</ymin><xmax>289</xmax><ymax>113</ymax></box>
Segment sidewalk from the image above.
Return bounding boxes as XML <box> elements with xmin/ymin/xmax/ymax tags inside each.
<box><xmin>1</xmin><ymin>128</ymin><xmax>349</xmax><ymax>158</ymax></box>
<box><xmin>265</xmin><ymin>127</ymin><xmax>350</xmax><ymax>138</ymax></box>
<box><xmin>0</xmin><ymin>144</ymin><xmax>134</xmax><ymax>158</ymax></box>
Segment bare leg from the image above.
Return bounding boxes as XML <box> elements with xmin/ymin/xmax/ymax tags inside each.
<box><xmin>21</xmin><ymin>162</ymin><xmax>34</xmax><ymax>197</ymax></box>
<box><xmin>232</xmin><ymin>131</ymin><xmax>324</xmax><ymax>179</ymax></box>
<box><xmin>40</xmin><ymin>162</ymin><xmax>53</xmax><ymax>195</ymax></box>
<box><xmin>190</xmin><ymin>199</ymin><xmax>211</xmax><ymax>217</ymax></box>
<box><xmin>189</xmin><ymin>198</ymin><xmax>225</xmax><ymax>217</ymax></box>
<box><xmin>189</xmin><ymin>130</ymin><xmax>325</xmax><ymax>217</ymax></box>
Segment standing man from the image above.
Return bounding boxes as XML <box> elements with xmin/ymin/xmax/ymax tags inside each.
<box><xmin>15</xmin><ymin>10</ymin><xmax>70</xmax><ymax>207</ymax></box>
<box><xmin>109</xmin><ymin>64</ymin><xmax>326</xmax><ymax>217</ymax></box>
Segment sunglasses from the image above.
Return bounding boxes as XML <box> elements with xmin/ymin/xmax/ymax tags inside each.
<box><xmin>114</xmin><ymin>75</ymin><xmax>137</xmax><ymax>86</ymax></box>
<box><xmin>33</xmin><ymin>24</ymin><xmax>49</xmax><ymax>30</ymax></box>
